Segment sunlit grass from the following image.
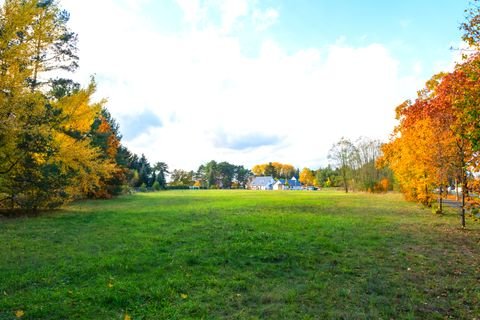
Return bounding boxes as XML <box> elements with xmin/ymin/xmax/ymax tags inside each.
<box><xmin>1</xmin><ymin>190</ymin><xmax>479</xmax><ymax>319</ymax></box>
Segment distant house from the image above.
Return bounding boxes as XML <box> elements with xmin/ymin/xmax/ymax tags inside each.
<box><xmin>249</xmin><ymin>176</ymin><xmax>304</xmax><ymax>190</ymax></box>
<box><xmin>273</xmin><ymin>177</ymin><xmax>303</xmax><ymax>190</ymax></box>
<box><xmin>250</xmin><ymin>176</ymin><xmax>275</xmax><ymax>190</ymax></box>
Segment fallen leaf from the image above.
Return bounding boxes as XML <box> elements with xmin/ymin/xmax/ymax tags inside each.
<box><xmin>180</xmin><ymin>293</ymin><xmax>188</xmax><ymax>299</ymax></box>
<box><xmin>15</xmin><ymin>310</ymin><xmax>24</xmax><ymax>318</ymax></box>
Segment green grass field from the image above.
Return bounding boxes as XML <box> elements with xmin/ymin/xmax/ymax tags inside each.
<box><xmin>1</xmin><ymin>190</ymin><xmax>479</xmax><ymax>319</ymax></box>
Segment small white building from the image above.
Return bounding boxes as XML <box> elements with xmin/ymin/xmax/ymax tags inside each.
<box><xmin>249</xmin><ymin>176</ymin><xmax>275</xmax><ymax>190</ymax></box>
<box><xmin>273</xmin><ymin>177</ymin><xmax>303</xmax><ymax>190</ymax></box>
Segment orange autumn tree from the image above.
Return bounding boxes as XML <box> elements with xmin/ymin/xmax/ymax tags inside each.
<box><xmin>380</xmin><ymin>59</ymin><xmax>479</xmax><ymax>226</ymax></box>
<box><xmin>432</xmin><ymin>57</ymin><xmax>479</xmax><ymax>226</ymax></box>
<box><xmin>379</xmin><ymin>75</ymin><xmax>458</xmax><ymax>206</ymax></box>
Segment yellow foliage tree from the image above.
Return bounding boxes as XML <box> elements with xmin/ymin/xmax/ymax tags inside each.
<box><xmin>299</xmin><ymin>168</ymin><xmax>314</xmax><ymax>186</ymax></box>
<box><xmin>0</xmin><ymin>0</ymin><xmax>115</xmax><ymax>211</ymax></box>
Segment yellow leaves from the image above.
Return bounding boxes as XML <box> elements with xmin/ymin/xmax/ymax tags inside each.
<box><xmin>31</xmin><ymin>152</ymin><xmax>46</xmax><ymax>165</ymax></box>
<box><xmin>108</xmin><ymin>282</ymin><xmax>113</xmax><ymax>288</ymax></box>
<box><xmin>54</xmin><ymin>84</ymin><xmax>103</xmax><ymax>134</ymax></box>
<box><xmin>15</xmin><ymin>310</ymin><xmax>24</xmax><ymax>318</ymax></box>
<box><xmin>299</xmin><ymin>168</ymin><xmax>315</xmax><ymax>186</ymax></box>
<box><xmin>180</xmin><ymin>293</ymin><xmax>188</xmax><ymax>299</ymax></box>
<box><xmin>124</xmin><ymin>314</ymin><xmax>132</xmax><ymax>320</ymax></box>
<box><xmin>251</xmin><ymin>164</ymin><xmax>267</xmax><ymax>176</ymax></box>
<box><xmin>52</xmin><ymin>131</ymin><xmax>116</xmax><ymax>195</ymax></box>
<box><xmin>252</xmin><ymin>162</ymin><xmax>295</xmax><ymax>178</ymax></box>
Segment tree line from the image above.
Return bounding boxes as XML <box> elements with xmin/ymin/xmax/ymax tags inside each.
<box><xmin>378</xmin><ymin>1</ymin><xmax>480</xmax><ymax>227</ymax></box>
<box><xmin>167</xmin><ymin>160</ymin><xmax>251</xmax><ymax>189</ymax></box>
<box><xmin>327</xmin><ymin>137</ymin><xmax>393</xmax><ymax>193</ymax></box>
<box><xmin>269</xmin><ymin>137</ymin><xmax>394</xmax><ymax>192</ymax></box>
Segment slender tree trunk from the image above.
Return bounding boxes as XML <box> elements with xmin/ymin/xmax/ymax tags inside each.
<box><xmin>425</xmin><ymin>183</ymin><xmax>429</xmax><ymax>205</ymax></box>
<box><xmin>439</xmin><ymin>184</ymin><xmax>443</xmax><ymax>213</ymax></box>
<box><xmin>461</xmin><ymin>185</ymin><xmax>466</xmax><ymax>228</ymax></box>
<box><xmin>455</xmin><ymin>178</ymin><xmax>459</xmax><ymax>201</ymax></box>
<box><xmin>342</xmin><ymin>167</ymin><xmax>348</xmax><ymax>193</ymax></box>
<box><xmin>460</xmin><ymin>160</ymin><xmax>467</xmax><ymax>229</ymax></box>
<box><xmin>32</xmin><ymin>31</ymin><xmax>42</xmax><ymax>92</ymax></box>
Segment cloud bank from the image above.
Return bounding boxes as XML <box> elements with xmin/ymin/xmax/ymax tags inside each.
<box><xmin>62</xmin><ymin>0</ymin><xmax>428</xmax><ymax>170</ymax></box>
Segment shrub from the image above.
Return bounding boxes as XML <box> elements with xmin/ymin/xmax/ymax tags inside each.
<box><xmin>152</xmin><ymin>181</ymin><xmax>161</xmax><ymax>191</ymax></box>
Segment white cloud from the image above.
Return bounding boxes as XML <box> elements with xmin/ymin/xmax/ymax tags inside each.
<box><xmin>176</xmin><ymin>0</ymin><xmax>203</xmax><ymax>25</ymax></box>
<box><xmin>61</xmin><ymin>0</ymin><xmax>425</xmax><ymax>171</ymax></box>
<box><xmin>218</xmin><ymin>0</ymin><xmax>249</xmax><ymax>32</ymax></box>
<box><xmin>253</xmin><ymin>8</ymin><xmax>279</xmax><ymax>31</ymax></box>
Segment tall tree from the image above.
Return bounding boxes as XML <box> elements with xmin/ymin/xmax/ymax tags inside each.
<box><xmin>328</xmin><ymin>138</ymin><xmax>357</xmax><ymax>193</ymax></box>
<box><xmin>0</xmin><ymin>0</ymin><xmax>115</xmax><ymax>211</ymax></box>
<box><xmin>264</xmin><ymin>162</ymin><xmax>276</xmax><ymax>177</ymax></box>
<box><xmin>234</xmin><ymin>165</ymin><xmax>251</xmax><ymax>188</ymax></box>
<box><xmin>153</xmin><ymin>162</ymin><xmax>169</xmax><ymax>189</ymax></box>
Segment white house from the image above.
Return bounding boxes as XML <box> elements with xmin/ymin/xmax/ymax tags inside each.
<box><xmin>249</xmin><ymin>176</ymin><xmax>304</xmax><ymax>190</ymax></box>
<box><xmin>249</xmin><ymin>176</ymin><xmax>275</xmax><ymax>190</ymax></box>
<box><xmin>273</xmin><ymin>177</ymin><xmax>303</xmax><ymax>190</ymax></box>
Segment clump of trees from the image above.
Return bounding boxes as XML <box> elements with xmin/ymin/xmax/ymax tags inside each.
<box><xmin>252</xmin><ymin>162</ymin><xmax>298</xmax><ymax>179</ymax></box>
<box><xmin>193</xmin><ymin>161</ymin><xmax>251</xmax><ymax>189</ymax></box>
<box><xmin>379</xmin><ymin>1</ymin><xmax>480</xmax><ymax>227</ymax></box>
<box><xmin>0</xmin><ymin>0</ymin><xmax>113</xmax><ymax>212</ymax></box>
<box><xmin>327</xmin><ymin>137</ymin><xmax>393</xmax><ymax>193</ymax></box>
<box><xmin>124</xmin><ymin>154</ymin><xmax>169</xmax><ymax>191</ymax></box>
<box><xmin>166</xmin><ymin>161</ymin><xmax>251</xmax><ymax>189</ymax></box>
<box><xmin>0</xmin><ymin>0</ymin><xmax>170</xmax><ymax>212</ymax></box>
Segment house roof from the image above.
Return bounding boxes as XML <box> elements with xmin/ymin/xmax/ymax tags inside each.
<box><xmin>276</xmin><ymin>178</ymin><xmax>302</xmax><ymax>187</ymax></box>
<box><xmin>251</xmin><ymin>176</ymin><xmax>275</xmax><ymax>186</ymax></box>
<box><xmin>288</xmin><ymin>179</ymin><xmax>302</xmax><ymax>187</ymax></box>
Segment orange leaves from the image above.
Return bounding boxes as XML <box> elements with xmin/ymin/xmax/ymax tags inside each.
<box><xmin>382</xmin><ymin>53</ymin><xmax>480</xmax><ymax>206</ymax></box>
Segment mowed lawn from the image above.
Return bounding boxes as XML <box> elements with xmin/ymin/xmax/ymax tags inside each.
<box><xmin>1</xmin><ymin>191</ymin><xmax>479</xmax><ymax>319</ymax></box>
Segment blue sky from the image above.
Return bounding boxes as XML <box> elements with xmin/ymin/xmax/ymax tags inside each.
<box><xmin>145</xmin><ymin>0</ymin><xmax>468</xmax><ymax>72</ymax></box>
<box><xmin>63</xmin><ymin>0</ymin><xmax>470</xmax><ymax>170</ymax></box>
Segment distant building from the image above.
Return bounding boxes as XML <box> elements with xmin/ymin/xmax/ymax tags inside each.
<box><xmin>273</xmin><ymin>177</ymin><xmax>303</xmax><ymax>190</ymax></box>
<box><xmin>249</xmin><ymin>176</ymin><xmax>304</xmax><ymax>190</ymax></box>
<box><xmin>249</xmin><ymin>176</ymin><xmax>275</xmax><ymax>190</ymax></box>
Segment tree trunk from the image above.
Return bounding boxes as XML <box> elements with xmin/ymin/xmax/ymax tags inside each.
<box><xmin>439</xmin><ymin>184</ymin><xmax>443</xmax><ymax>214</ymax></box>
<box><xmin>342</xmin><ymin>168</ymin><xmax>348</xmax><ymax>193</ymax></box>
<box><xmin>461</xmin><ymin>186</ymin><xmax>466</xmax><ymax>228</ymax></box>
<box><xmin>455</xmin><ymin>178</ymin><xmax>459</xmax><ymax>201</ymax></box>
<box><xmin>460</xmin><ymin>163</ymin><xmax>467</xmax><ymax>228</ymax></box>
